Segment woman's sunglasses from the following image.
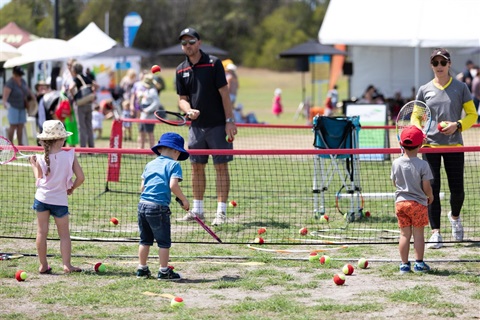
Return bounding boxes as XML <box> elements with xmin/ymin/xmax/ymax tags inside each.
<box><xmin>181</xmin><ymin>39</ymin><xmax>197</xmax><ymax>46</ymax></box>
<box><xmin>431</xmin><ymin>60</ymin><xmax>448</xmax><ymax>67</ymax></box>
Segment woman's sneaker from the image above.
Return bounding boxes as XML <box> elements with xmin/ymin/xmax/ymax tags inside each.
<box><xmin>413</xmin><ymin>261</ymin><xmax>431</xmax><ymax>273</ymax></box>
<box><xmin>399</xmin><ymin>262</ymin><xmax>411</xmax><ymax>274</ymax></box>
<box><xmin>427</xmin><ymin>232</ymin><xmax>443</xmax><ymax>249</ymax></box>
<box><xmin>448</xmin><ymin>212</ymin><xmax>464</xmax><ymax>241</ymax></box>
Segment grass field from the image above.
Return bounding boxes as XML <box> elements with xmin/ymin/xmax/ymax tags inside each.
<box><xmin>1</xmin><ymin>68</ymin><xmax>480</xmax><ymax>319</ymax></box>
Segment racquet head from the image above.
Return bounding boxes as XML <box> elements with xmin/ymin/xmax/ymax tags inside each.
<box><xmin>396</xmin><ymin>100</ymin><xmax>431</xmax><ymax>142</ymax></box>
<box><xmin>0</xmin><ymin>136</ymin><xmax>31</xmax><ymax>165</ymax></box>
<box><xmin>154</xmin><ymin>110</ymin><xmax>187</xmax><ymax>126</ymax></box>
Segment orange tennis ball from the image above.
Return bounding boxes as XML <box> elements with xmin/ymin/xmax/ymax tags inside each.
<box><xmin>151</xmin><ymin>65</ymin><xmax>161</xmax><ymax>74</ymax></box>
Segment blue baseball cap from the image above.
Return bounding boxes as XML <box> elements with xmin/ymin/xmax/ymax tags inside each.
<box><xmin>151</xmin><ymin>132</ymin><xmax>189</xmax><ymax>161</ymax></box>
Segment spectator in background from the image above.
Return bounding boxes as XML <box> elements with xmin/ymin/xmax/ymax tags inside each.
<box><xmin>2</xmin><ymin>66</ymin><xmax>33</xmax><ymax>145</ymax></box>
<box><xmin>130</xmin><ymin>69</ymin><xmax>148</xmax><ymax>118</ymax></box>
<box><xmin>69</xmin><ymin>62</ymin><xmax>97</xmax><ymax>148</ymax></box>
<box><xmin>272</xmin><ymin>88</ymin><xmax>283</xmax><ymax>117</ymax></box>
<box><xmin>327</xmin><ymin>85</ymin><xmax>338</xmax><ymax>107</ymax></box>
<box><xmin>471</xmin><ymin>65</ymin><xmax>480</xmax><ymax>120</ymax></box>
<box><xmin>357</xmin><ymin>84</ymin><xmax>377</xmax><ymax>103</ymax></box>
<box><xmin>225</xmin><ymin>63</ymin><xmax>239</xmax><ymax>107</ymax></box>
<box><xmin>121</xmin><ymin>99</ymin><xmax>133</xmax><ymax>141</ymax></box>
<box><xmin>120</xmin><ymin>68</ymin><xmax>137</xmax><ymax>104</ymax></box>
<box><xmin>91</xmin><ymin>105</ymin><xmax>105</xmax><ymax>139</ymax></box>
<box><xmin>456</xmin><ymin>60</ymin><xmax>475</xmax><ymax>92</ymax></box>
<box><xmin>85</xmin><ymin>68</ymin><xmax>95</xmax><ymax>81</ymax></box>
<box><xmin>61</xmin><ymin>59</ymin><xmax>76</xmax><ymax>95</ymax></box>
<box><xmin>138</xmin><ymin>74</ymin><xmax>162</xmax><ymax>149</ymax></box>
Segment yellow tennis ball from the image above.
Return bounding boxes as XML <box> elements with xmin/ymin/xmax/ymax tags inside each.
<box><xmin>170</xmin><ymin>296</ymin><xmax>184</xmax><ymax>308</ymax></box>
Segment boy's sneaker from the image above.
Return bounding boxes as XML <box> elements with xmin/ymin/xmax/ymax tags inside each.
<box><xmin>136</xmin><ymin>267</ymin><xmax>151</xmax><ymax>278</ymax></box>
<box><xmin>448</xmin><ymin>212</ymin><xmax>464</xmax><ymax>241</ymax></box>
<box><xmin>158</xmin><ymin>267</ymin><xmax>181</xmax><ymax>281</ymax></box>
<box><xmin>212</xmin><ymin>212</ymin><xmax>227</xmax><ymax>226</ymax></box>
<box><xmin>413</xmin><ymin>261</ymin><xmax>431</xmax><ymax>273</ymax></box>
<box><xmin>177</xmin><ymin>211</ymin><xmax>204</xmax><ymax>222</ymax></box>
<box><xmin>399</xmin><ymin>262</ymin><xmax>411</xmax><ymax>274</ymax></box>
<box><xmin>427</xmin><ymin>232</ymin><xmax>443</xmax><ymax>249</ymax></box>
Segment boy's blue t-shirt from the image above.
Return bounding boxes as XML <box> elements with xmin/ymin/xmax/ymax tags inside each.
<box><xmin>140</xmin><ymin>155</ymin><xmax>183</xmax><ymax>206</ymax></box>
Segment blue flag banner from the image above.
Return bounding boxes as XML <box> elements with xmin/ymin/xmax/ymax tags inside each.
<box><xmin>123</xmin><ymin>12</ymin><xmax>142</xmax><ymax>47</ymax></box>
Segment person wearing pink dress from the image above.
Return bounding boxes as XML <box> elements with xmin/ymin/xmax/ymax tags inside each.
<box><xmin>272</xmin><ymin>88</ymin><xmax>283</xmax><ymax>117</ymax></box>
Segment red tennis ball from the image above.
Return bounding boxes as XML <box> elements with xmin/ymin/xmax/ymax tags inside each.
<box><xmin>94</xmin><ymin>262</ymin><xmax>106</xmax><ymax>273</ymax></box>
<box><xmin>358</xmin><ymin>258</ymin><xmax>369</xmax><ymax>269</ymax></box>
<box><xmin>364</xmin><ymin>211</ymin><xmax>371</xmax><ymax>218</ymax></box>
<box><xmin>226</xmin><ymin>135</ymin><xmax>234</xmax><ymax>143</ymax></box>
<box><xmin>151</xmin><ymin>64</ymin><xmax>161</xmax><ymax>74</ymax></box>
<box><xmin>15</xmin><ymin>270</ymin><xmax>27</xmax><ymax>282</ymax></box>
<box><xmin>319</xmin><ymin>255</ymin><xmax>331</xmax><ymax>266</ymax></box>
<box><xmin>254</xmin><ymin>237</ymin><xmax>264</xmax><ymax>244</ymax></box>
<box><xmin>258</xmin><ymin>227</ymin><xmax>267</xmax><ymax>235</ymax></box>
<box><xmin>342</xmin><ymin>264</ymin><xmax>355</xmax><ymax>275</ymax></box>
<box><xmin>308</xmin><ymin>252</ymin><xmax>319</xmax><ymax>262</ymax></box>
<box><xmin>229</xmin><ymin>200</ymin><xmax>237</xmax><ymax>207</ymax></box>
<box><xmin>110</xmin><ymin>217</ymin><xmax>119</xmax><ymax>225</ymax></box>
<box><xmin>333</xmin><ymin>273</ymin><xmax>346</xmax><ymax>285</ymax></box>
<box><xmin>299</xmin><ymin>227</ymin><xmax>308</xmax><ymax>236</ymax></box>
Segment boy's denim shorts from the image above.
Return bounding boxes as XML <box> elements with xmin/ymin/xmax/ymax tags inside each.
<box><xmin>138</xmin><ymin>201</ymin><xmax>171</xmax><ymax>248</ymax></box>
<box><xmin>33</xmin><ymin>199</ymin><xmax>69</xmax><ymax>218</ymax></box>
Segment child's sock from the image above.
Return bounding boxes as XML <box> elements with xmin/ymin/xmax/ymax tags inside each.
<box><xmin>160</xmin><ymin>267</ymin><xmax>169</xmax><ymax>273</ymax></box>
<box><xmin>138</xmin><ymin>264</ymin><xmax>148</xmax><ymax>270</ymax></box>
<box><xmin>217</xmin><ymin>202</ymin><xmax>227</xmax><ymax>213</ymax></box>
<box><xmin>193</xmin><ymin>200</ymin><xmax>203</xmax><ymax>213</ymax></box>
<box><xmin>415</xmin><ymin>260</ymin><xmax>424</xmax><ymax>263</ymax></box>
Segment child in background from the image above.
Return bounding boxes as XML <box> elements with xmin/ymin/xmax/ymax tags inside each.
<box><xmin>30</xmin><ymin>120</ymin><xmax>85</xmax><ymax>274</ymax></box>
<box><xmin>91</xmin><ymin>104</ymin><xmax>105</xmax><ymax>139</ymax></box>
<box><xmin>391</xmin><ymin>125</ymin><xmax>433</xmax><ymax>274</ymax></box>
<box><xmin>272</xmin><ymin>88</ymin><xmax>283</xmax><ymax>117</ymax></box>
<box><xmin>122</xmin><ymin>100</ymin><xmax>133</xmax><ymax>141</ymax></box>
<box><xmin>136</xmin><ymin>132</ymin><xmax>190</xmax><ymax>280</ymax></box>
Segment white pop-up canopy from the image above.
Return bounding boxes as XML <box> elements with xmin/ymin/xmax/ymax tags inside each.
<box><xmin>319</xmin><ymin>0</ymin><xmax>480</xmax><ymax>98</ymax></box>
<box><xmin>68</xmin><ymin>22</ymin><xmax>117</xmax><ymax>55</ymax></box>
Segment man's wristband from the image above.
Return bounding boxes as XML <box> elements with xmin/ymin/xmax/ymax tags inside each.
<box><xmin>226</xmin><ymin>117</ymin><xmax>235</xmax><ymax>123</ymax></box>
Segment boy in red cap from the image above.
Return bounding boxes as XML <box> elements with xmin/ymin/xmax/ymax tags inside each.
<box><xmin>391</xmin><ymin>125</ymin><xmax>434</xmax><ymax>274</ymax></box>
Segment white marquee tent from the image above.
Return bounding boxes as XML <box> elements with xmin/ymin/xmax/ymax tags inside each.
<box><xmin>319</xmin><ymin>0</ymin><xmax>480</xmax><ymax>98</ymax></box>
<box><xmin>67</xmin><ymin>22</ymin><xmax>117</xmax><ymax>55</ymax></box>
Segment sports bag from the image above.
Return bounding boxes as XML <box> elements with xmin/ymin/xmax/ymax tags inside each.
<box><xmin>74</xmin><ymin>75</ymin><xmax>95</xmax><ymax>106</ymax></box>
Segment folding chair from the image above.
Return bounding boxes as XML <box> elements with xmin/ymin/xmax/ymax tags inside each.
<box><xmin>312</xmin><ymin>115</ymin><xmax>362</xmax><ymax>222</ymax></box>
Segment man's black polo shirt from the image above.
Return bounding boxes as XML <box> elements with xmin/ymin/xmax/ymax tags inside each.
<box><xmin>176</xmin><ymin>50</ymin><xmax>228</xmax><ymax>128</ymax></box>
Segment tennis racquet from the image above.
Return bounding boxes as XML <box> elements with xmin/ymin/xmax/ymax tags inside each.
<box><xmin>335</xmin><ymin>185</ymin><xmax>364</xmax><ymax>222</ymax></box>
<box><xmin>395</xmin><ymin>100</ymin><xmax>432</xmax><ymax>143</ymax></box>
<box><xmin>154</xmin><ymin>110</ymin><xmax>192</xmax><ymax>126</ymax></box>
<box><xmin>0</xmin><ymin>136</ymin><xmax>31</xmax><ymax>165</ymax></box>
<box><xmin>0</xmin><ymin>253</ymin><xmax>24</xmax><ymax>260</ymax></box>
<box><xmin>175</xmin><ymin>197</ymin><xmax>223</xmax><ymax>243</ymax></box>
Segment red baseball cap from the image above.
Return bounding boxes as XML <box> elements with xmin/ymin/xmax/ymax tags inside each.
<box><xmin>400</xmin><ymin>125</ymin><xmax>424</xmax><ymax>147</ymax></box>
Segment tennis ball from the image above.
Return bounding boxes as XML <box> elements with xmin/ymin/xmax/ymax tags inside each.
<box><xmin>319</xmin><ymin>255</ymin><xmax>331</xmax><ymax>266</ymax></box>
<box><xmin>437</xmin><ymin>121</ymin><xmax>448</xmax><ymax>131</ymax></box>
<box><xmin>333</xmin><ymin>273</ymin><xmax>346</xmax><ymax>285</ymax></box>
<box><xmin>258</xmin><ymin>227</ymin><xmax>267</xmax><ymax>235</ymax></box>
<box><xmin>364</xmin><ymin>211</ymin><xmax>371</xmax><ymax>218</ymax></box>
<box><xmin>358</xmin><ymin>258</ymin><xmax>369</xmax><ymax>269</ymax></box>
<box><xmin>151</xmin><ymin>64</ymin><xmax>161</xmax><ymax>74</ymax></box>
<box><xmin>299</xmin><ymin>227</ymin><xmax>308</xmax><ymax>236</ymax></box>
<box><xmin>15</xmin><ymin>270</ymin><xmax>27</xmax><ymax>282</ymax></box>
<box><xmin>254</xmin><ymin>237</ymin><xmax>264</xmax><ymax>244</ymax></box>
<box><xmin>308</xmin><ymin>252</ymin><xmax>319</xmax><ymax>262</ymax></box>
<box><xmin>319</xmin><ymin>215</ymin><xmax>329</xmax><ymax>223</ymax></box>
<box><xmin>94</xmin><ymin>262</ymin><xmax>106</xmax><ymax>273</ymax></box>
<box><xmin>170</xmin><ymin>296</ymin><xmax>184</xmax><ymax>308</ymax></box>
<box><xmin>342</xmin><ymin>264</ymin><xmax>354</xmax><ymax>275</ymax></box>
<box><xmin>229</xmin><ymin>200</ymin><xmax>237</xmax><ymax>207</ymax></box>
<box><xmin>110</xmin><ymin>217</ymin><xmax>119</xmax><ymax>226</ymax></box>
<box><xmin>226</xmin><ymin>135</ymin><xmax>234</xmax><ymax>143</ymax></box>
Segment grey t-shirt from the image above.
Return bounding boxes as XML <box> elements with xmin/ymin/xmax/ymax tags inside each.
<box><xmin>391</xmin><ymin>156</ymin><xmax>433</xmax><ymax>206</ymax></box>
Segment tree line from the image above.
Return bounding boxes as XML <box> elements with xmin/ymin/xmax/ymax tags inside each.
<box><xmin>1</xmin><ymin>0</ymin><xmax>329</xmax><ymax>70</ymax></box>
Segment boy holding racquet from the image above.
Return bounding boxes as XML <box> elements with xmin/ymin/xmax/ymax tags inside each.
<box><xmin>391</xmin><ymin>126</ymin><xmax>434</xmax><ymax>274</ymax></box>
<box><xmin>136</xmin><ymin>132</ymin><xmax>190</xmax><ymax>280</ymax></box>
<box><xmin>30</xmin><ymin>120</ymin><xmax>85</xmax><ymax>274</ymax></box>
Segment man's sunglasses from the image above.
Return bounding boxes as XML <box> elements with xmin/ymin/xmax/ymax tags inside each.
<box><xmin>431</xmin><ymin>60</ymin><xmax>448</xmax><ymax>67</ymax></box>
<box><xmin>181</xmin><ymin>39</ymin><xmax>197</xmax><ymax>46</ymax></box>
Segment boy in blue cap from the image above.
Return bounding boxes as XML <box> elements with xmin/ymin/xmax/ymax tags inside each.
<box><xmin>136</xmin><ymin>132</ymin><xmax>190</xmax><ymax>280</ymax></box>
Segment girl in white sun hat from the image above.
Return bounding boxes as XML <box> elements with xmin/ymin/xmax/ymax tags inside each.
<box><xmin>30</xmin><ymin>120</ymin><xmax>85</xmax><ymax>274</ymax></box>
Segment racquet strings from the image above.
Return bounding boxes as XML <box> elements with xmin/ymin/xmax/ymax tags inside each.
<box><xmin>0</xmin><ymin>137</ymin><xmax>15</xmax><ymax>164</ymax></box>
<box><xmin>397</xmin><ymin>101</ymin><xmax>431</xmax><ymax>132</ymax></box>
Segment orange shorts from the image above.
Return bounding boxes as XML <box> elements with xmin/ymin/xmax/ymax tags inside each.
<box><xmin>395</xmin><ymin>200</ymin><xmax>429</xmax><ymax>228</ymax></box>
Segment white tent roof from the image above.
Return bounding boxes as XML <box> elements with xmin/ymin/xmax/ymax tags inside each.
<box><xmin>319</xmin><ymin>0</ymin><xmax>480</xmax><ymax>48</ymax></box>
<box><xmin>68</xmin><ymin>22</ymin><xmax>117</xmax><ymax>55</ymax></box>
<box><xmin>0</xmin><ymin>41</ymin><xmax>21</xmax><ymax>61</ymax></box>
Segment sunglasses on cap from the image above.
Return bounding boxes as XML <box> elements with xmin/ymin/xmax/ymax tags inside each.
<box><xmin>431</xmin><ymin>60</ymin><xmax>448</xmax><ymax>67</ymax></box>
<box><xmin>181</xmin><ymin>39</ymin><xmax>197</xmax><ymax>46</ymax></box>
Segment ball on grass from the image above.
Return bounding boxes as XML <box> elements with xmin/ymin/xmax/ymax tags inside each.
<box><xmin>257</xmin><ymin>227</ymin><xmax>266</xmax><ymax>235</ymax></box>
<box><xmin>254</xmin><ymin>237</ymin><xmax>264</xmax><ymax>245</ymax></box>
<box><xmin>358</xmin><ymin>258</ymin><xmax>369</xmax><ymax>269</ymax></box>
<box><xmin>170</xmin><ymin>296</ymin><xmax>184</xmax><ymax>308</ymax></box>
<box><xmin>298</xmin><ymin>227</ymin><xmax>308</xmax><ymax>236</ymax></box>
<box><xmin>94</xmin><ymin>262</ymin><xmax>106</xmax><ymax>273</ymax></box>
<box><xmin>342</xmin><ymin>264</ymin><xmax>354</xmax><ymax>275</ymax></box>
<box><xmin>319</xmin><ymin>215</ymin><xmax>329</xmax><ymax>223</ymax></box>
<box><xmin>15</xmin><ymin>270</ymin><xmax>27</xmax><ymax>282</ymax></box>
<box><xmin>333</xmin><ymin>273</ymin><xmax>346</xmax><ymax>285</ymax></box>
<box><xmin>308</xmin><ymin>252</ymin><xmax>319</xmax><ymax>262</ymax></box>
<box><xmin>229</xmin><ymin>200</ymin><xmax>237</xmax><ymax>208</ymax></box>
<box><xmin>319</xmin><ymin>255</ymin><xmax>331</xmax><ymax>266</ymax></box>
<box><xmin>110</xmin><ymin>217</ymin><xmax>119</xmax><ymax>226</ymax></box>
